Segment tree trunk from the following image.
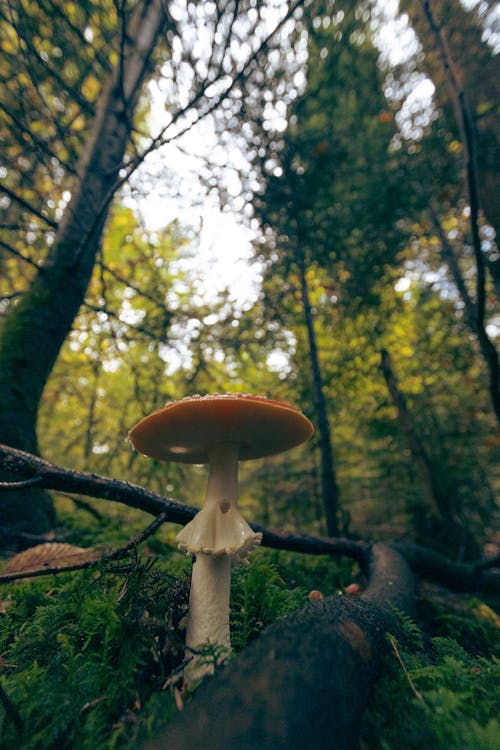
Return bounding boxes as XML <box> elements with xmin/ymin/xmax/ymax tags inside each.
<box><xmin>379</xmin><ymin>348</ymin><xmax>479</xmax><ymax>559</ymax></box>
<box><xmin>143</xmin><ymin>544</ymin><xmax>416</xmax><ymax>750</ymax></box>
<box><xmin>403</xmin><ymin>0</ymin><xmax>500</xmax><ymax>242</ymax></box>
<box><xmin>430</xmin><ymin>205</ymin><xmax>500</xmax><ymax>422</ymax></box>
<box><xmin>403</xmin><ymin>0</ymin><xmax>500</xmax><ymax>422</ymax></box>
<box><xmin>297</xmin><ymin>252</ymin><xmax>341</xmax><ymax>536</ymax></box>
<box><xmin>0</xmin><ymin>0</ymin><xmax>167</xmax><ymax>542</ymax></box>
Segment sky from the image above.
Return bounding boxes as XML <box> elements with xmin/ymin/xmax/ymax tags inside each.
<box><xmin>131</xmin><ymin>1</ymin><xmax>431</xmax><ymax>312</ymax></box>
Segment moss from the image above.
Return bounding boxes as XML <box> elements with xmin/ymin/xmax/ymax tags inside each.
<box><xmin>0</xmin><ymin>541</ymin><xmax>497</xmax><ymax>749</ymax></box>
<box><xmin>0</xmin><ymin>555</ymin><xmax>189</xmax><ymax>749</ymax></box>
<box><xmin>360</xmin><ymin>603</ymin><xmax>500</xmax><ymax>750</ymax></box>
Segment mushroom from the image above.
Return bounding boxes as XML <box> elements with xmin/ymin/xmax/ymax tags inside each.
<box><xmin>128</xmin><ymin>393</ymin><xmax>314</xmax><ymax>682</ymax></box>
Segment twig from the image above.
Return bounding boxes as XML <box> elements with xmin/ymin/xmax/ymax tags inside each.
<box><xmin>0</xmin><ymin>512</ymin><xmax>170</xmax><ymax>583</ymax></box>
<box><xmin>0</xmin><ymin>183</ymin><xmax>58</xmax><ymax>229</ymax></box>
<box><xmin>65</xmin><ymin>494</ymin><xmax>104</xmax><ymax>521</ymax></box>
<box><xmin>0</xmin><ymin>238</ymin><xmax>43</xmax><ymax>271</ymax></box>
<box><xmin>0</xmin><ymin>476</ymin><xmax>43</xmax><ymax>490</ymax></box>
<box><xmin>387</xmin><ymin>634</ymin><xmax>425</xmax><ymax>703</ymax></box>
<box><xmin>0</xmin><ymin>444</ymin><xmax>499</xmax><ymax>593</ymax></box>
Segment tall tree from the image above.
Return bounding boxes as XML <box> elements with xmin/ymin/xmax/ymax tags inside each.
<box><xmin>399</xmin><ymin>0</ymin><xmax>500</xmax><ymax>420</ymax></box>
<box><xmin>1</xmin><ymin>0</ymin><xmax>168</xmax><ymax>539</ymax></box>
<box><xmin>250</xmin><ymin>1</ymin><xmax>404</xmax><ymax>535</ymax></box>
<box><xmin>0</xmin><ymin>0</ymin><xmax>307</xmax><ymax>541</ymax></box>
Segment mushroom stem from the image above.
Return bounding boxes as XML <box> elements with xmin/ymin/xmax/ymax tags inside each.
<box><xmin>176</xmin><ymin>443</ymin><xmax>262</xmax><ymax>558</ymax></box>
<box><xmin>184</xmin><ymin>553</ymin><xmax>231</xmax><ymax>681</ymax></box>
<box><xmin>204</xmin><ymin>443</ymin><xmax>239</xmax><ymax>516</ymax></box>
<box><xmin>179</xmin><ymin>442</ymin><xmax>262</xmax><ymax>683</ymax></box>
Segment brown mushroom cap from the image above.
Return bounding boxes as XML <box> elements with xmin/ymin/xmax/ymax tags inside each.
<box><xmin>128</xmin><ymin>394</ymin><xmax>314</xmax><ymax>463</ymax></box>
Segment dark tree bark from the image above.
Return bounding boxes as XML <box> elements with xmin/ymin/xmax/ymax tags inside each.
<box><xmin>379</xmin><ymin>348</ymin><xmax>479</xmax><ymax>559</ymax></box>
<box><xmin>143</xmin><ymin>544</ymin><xmax>416</xmax><ymax>750</ymax></box>
<box><xmin>419</xmin><ymin>0</ymin><xmax>500</xmax><ymax>424</ymax></box>
<box><xmin>2</xmin><ymin>443</ymin><xmax>499</xmax><ymax>594</ymax></box>
<box><xmin>403</xmin><ymin>0</ymin><xmax>500</xmax><ymax>422</ymax></box>
<box><xmin>297</xmin><ymin>249</ymin><xmax>341</xmax><ymax>537</ymax></box>
<box><xmin>380</xmin><ymin>349</ymin><xmax>440</xmax><ymax>510</ymax></box>
<box><xmin>0</xmin><ymin>0</ymin><xmax>167</xmax><ymax>538</ymax></box>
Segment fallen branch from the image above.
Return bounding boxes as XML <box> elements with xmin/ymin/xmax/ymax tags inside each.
<box><xmin>143</xmin><ymin>544</ymin><xmax>417</xmax><ymax>750</ymax></box>
<box><xmin>0</xmin><ymin>513</ymin><xmax>170</xmax><ymax>583</ymax></box>
<box><xmin>0</xmin><ymin>681</ymin><xmax>23</xmax><ymax>737</ymax></box>
<box><xmin>0</xmin><ymin>444</ymin><xmax>498</xmax><ymax>594</ymax></box>
<box><xmin>0</xmin><ymin>444</ymin><xmax>368</xmax><ymax>563</ymax></box>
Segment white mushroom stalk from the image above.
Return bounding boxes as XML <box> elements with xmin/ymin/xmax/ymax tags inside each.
<box><xmin>177</xmin><ymin>444</ymin><xmax>262</xmax><ymax>559</ymax></box>
<box><xmin>177</xmin><ymin>443</ymin><xmax>262</xmax><ymax>681</ymax></box>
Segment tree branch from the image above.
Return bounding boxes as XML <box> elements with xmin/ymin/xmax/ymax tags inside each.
<box><xmin>0</xmin><ymin>512</ymin><xmax>169</xmax><ymax>583</ymax></box>
<box><xmin>0</xmin><ymin>476</ymin><xmax>43</xmax><ymax>490</ymax></box>
<box><xmin>71</xmin><ymin>0</ymin><xmax>308</xmax><ymax>269</ymax></box>
<box><xmin>0</xmin><ymin>238</ymin><xmax>43</xmax><ymax>271</ymax></box>
<box><xmin>0</xmin><ymin>444</ymin><xmax>498</xmax><ymax>593</ymax></box>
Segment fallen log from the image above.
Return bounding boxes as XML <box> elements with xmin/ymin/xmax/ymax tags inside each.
<box><xmin>144</xmin><ymin>544</ymin><xmax>416</xmax><ymax>750</ymax></box>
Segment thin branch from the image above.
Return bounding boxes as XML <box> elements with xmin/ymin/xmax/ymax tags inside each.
<box><xmin>0</xmin><ymin>512</ymin><xmax>170</xmax><ymax>583</ymax></box>
<box><xmin>37</xmin><ymin>0</ymin><xmax>112</xmax><ymax>72</ymax></box>
<box><xmin>82</xmin><ymin>301</ymin><xmax>167</xmax><ymax>343</ymax></box>
<box><xmin>71</xmin><ymin>0</ymin><xmax>307</xmax><ymax>269</ymax></box>
<box><xmin>0</xmin><ymin>183</ymin><xmax>58</xmax><ymax>229</ymax></box>
<box><xmin>99</xmin><ymin>260</ymin><xmax>174</xmax><ymax>316</ymax></box>
<box><xmin>0</xmin><ymin>100</ymin><xmax>77</xmax><ymax>177</ymax></box>
<box><xmin>428</xmin><ymin>205</ymin><xmax>476</xmax><ymax>328</ymax></box>
<box><xmin>0</xmin><ymin>238</ymin><xmax>43</xmax><ymax>271</ymax></box>
<box><xmin>0</xmin><ymin>476</ymin><xmax>43</xmax><ymax>490</ymax></box>
<box><xmin>0</xmin><ymin>444</ymin><xmax>498</xmax><ymax>593</ymax></box>
<box><xmin>0</xmin><ymin>291</ymin><xmax>24</xmax><ymax>303</ymax></box>
<box><xmin>387</xmin><ymin>634</ymin><xmax>425</xmax><ymax>703</ymax></box>
<box><xmin>64</xmin><ymin>494</ymin><xmax>104</xmax><ymax>521</ymax></box>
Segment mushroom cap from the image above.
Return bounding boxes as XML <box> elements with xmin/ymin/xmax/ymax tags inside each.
<box><xmin>128</xmin><ymin>394</ymin><xmax>314</xmax><ymax>463</ymax></box>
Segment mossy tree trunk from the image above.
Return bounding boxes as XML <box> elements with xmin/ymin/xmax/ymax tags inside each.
<box><xmin>0</xmin><ymin>0</ymin><xmax>167</xmax><ymax>543</ymax></box>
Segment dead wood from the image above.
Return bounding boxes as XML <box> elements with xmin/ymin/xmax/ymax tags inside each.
<box><xmin>143</xmin><ymin>544</ymin><xmax>416</xmax><ymax>750</ymax></box>
<box><xmin>0</xmin><ymin>444</ymin><xmax>498</xmax><ymax>595</ymax></box>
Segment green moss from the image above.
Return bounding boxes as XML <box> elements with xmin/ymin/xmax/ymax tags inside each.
<box><xmin>0</xmin><ymin>544</ymin><xmax>497</xmax><ymax>749</ymax></box>
<box><xmin>361</xmin><ymin>606</ymin><xmax>500</xmax><ymax>750</ymax></box>
<box><xmin>229</xmin><ymin>547</ymin><xmax>355</xmax><ymax>651</ymax></box>
<box><xmin>0</xmin><ymin>555</ymin><xmax>189</xmax><ymax>749</ymax></box>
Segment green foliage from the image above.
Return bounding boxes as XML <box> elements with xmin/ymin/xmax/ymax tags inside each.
<box><xmin>230</xmin><ymin>548</ymin><xmax>355</xmax><ymax>650</ymax></box>
<box><xmin>1</xmin><ymin>540</ymin><xmax>498</xmax><ymax>749</ymax></box>
<box><xmin>0</xmin><ymin>545</ymin><xmax>353</xmax><ymax>748</ymax></box>
<box><xmin>230</xmin><ymin>554</ymin><xmax>307</xmax><ymax>650</ymax></box>
<box><xmin>361</xmin><ymin>606</ymin><xmax>500</xmax><ymax>750</ymax></box>
<box><xmin>0</xmin><ymin>555</ymin><xmax>189</xmax><ymax>749</ymax></box>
